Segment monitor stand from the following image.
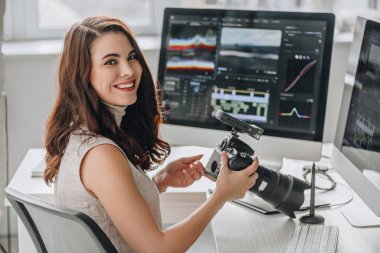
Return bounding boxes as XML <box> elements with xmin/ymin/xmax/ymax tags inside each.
<box><xmin>341</xmin><ymin>205</ymin><xmax>380</xmax><ymax>228</ymax></box>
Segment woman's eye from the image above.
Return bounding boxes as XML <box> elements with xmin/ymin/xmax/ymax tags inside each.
<box><xmin>128</xmin><ymin>54</ymin><xmax>137</xmax><ymax>61</ymax></box>
<box><xmin>105</xmin><ymin>59</ymin><xmax>117</xmax><ymax>65</ymax></box>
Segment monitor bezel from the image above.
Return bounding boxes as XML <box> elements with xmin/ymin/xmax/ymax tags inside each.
<box><xmin>332</xmin><ymin>16</ymin><xmax>380</xmax><ymax>222</ymax></box>
<box><xmin>335</xmin><ymin>17</ymin><xmax>380</xmax><ymax>153</ymax></box>
<box><xmin>158</xmin><ymin>8</ymin><xmax>335</xmax><ymax>142</ymax></box>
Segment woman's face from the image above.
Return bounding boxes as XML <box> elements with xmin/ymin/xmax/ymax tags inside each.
<box><xmin>89</xmin><ymin>32</ymin><xmax>142</xmax><ymax>106</ymax></box>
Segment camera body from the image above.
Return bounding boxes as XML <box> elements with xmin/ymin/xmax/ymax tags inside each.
<box><xmin>206</xmin><ymin>135</ymin><xmax>255</xmax><ymax>179</ymax></box>
<box><xmin>205</xmin><ymin>110</ymin><xmax>310</xmax><ymax>218</ymax></box>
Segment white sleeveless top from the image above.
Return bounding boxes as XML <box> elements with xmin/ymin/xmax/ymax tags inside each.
<box><xmin>55</xmin><ymin>129</ymin><xmax>162</xmax><ymax>252</ymax></box>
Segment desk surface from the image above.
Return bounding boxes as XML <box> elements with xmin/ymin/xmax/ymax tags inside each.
<box><xmin>7</xmin><ymin>145</ymin><xmax>380</xmax><ymax>253</ymax></box>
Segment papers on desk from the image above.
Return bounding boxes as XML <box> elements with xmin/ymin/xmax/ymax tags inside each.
<box><xmin>160</xmin><ymin>192</ymin><xmax>218</xmax><ymax>253</ymax></box>
<box><xmin>31</xmin><ymin>160</ymin><xmax>45</xmax><ymax>177</ymax></box>
<box><xmin>30</xmin><ymin>150</ymin><xmax>46</xmax><ymax>177</ymax></box>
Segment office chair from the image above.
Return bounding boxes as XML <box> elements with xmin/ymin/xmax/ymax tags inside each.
<box><xmin>5</xmin><ymin>188</ymin><xmax>117</xmax><ymax>253</ymax></box>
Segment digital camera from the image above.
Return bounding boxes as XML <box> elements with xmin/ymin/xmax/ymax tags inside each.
<box><xmin>205</xmin><ymin>110</ymin><xmax>310</xmax><ymax>218</ymax></box>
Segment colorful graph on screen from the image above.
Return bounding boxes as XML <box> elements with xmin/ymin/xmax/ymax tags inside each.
<box><xmin>211</xmin><ymin>87</ymin><xmax>270</xmax><ymax>123</ymax></box>
<box><xmin>166</xmin><ymin>60</ymin><xmax>215</xmax><ymax>72</ymax></box>
<box><xmin>166</xmin><ymin>24</ymin><xmax>218</xmax><ymax>76</ymax></box>
<box><xmin>284</xmin><ymin>59</ymin><xmax>317</xmax><ymax>94</ymax></box>
<box><xmin>168</xmin><ymin>34</ymin><xmax>217</xmax><ymax>51</ymax></box>
<box><xmin>278</xmin><ymin>101</ymin><xmax>312</xmax><ymax>129</ymax></box>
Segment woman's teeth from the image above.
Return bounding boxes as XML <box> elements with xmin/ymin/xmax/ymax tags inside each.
<box><xmin>116</xmin><ymin>83</ymin><xmax>134</xmax><ymax>89</ymax></box>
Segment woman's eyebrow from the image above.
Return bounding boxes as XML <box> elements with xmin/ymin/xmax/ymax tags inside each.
<box><xmin>128</xmin><ymin>49</ymin><xmax>136</xmax><ymax>56</ymax></box>
<box><xmin>101</xmin><ymin>50</ymin><xmax>135</xmax><ymax>60</ymax></box>
<box><xmin>101</xmin><ymin>53</ymin><xmax>120</xmax><ymax>60</ymax></box>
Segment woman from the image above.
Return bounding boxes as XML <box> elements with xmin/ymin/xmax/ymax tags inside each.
<box><xmin>44</xmin><ymin>16</ymin><xmax>259</xmax><ymax>252</ymax></box>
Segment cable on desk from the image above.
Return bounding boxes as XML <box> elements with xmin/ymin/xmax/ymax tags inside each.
<box><xmin>303</xmin><ymin>166</ymin><xmax>336</xmax><ymax>191</ymax></box>
<box><xmin>326</xmin><ymin>182</ymin><xmax>354</xmax><ymax>208</ymax></box>
<box><xmin>302</xmin><ymin>166</ymin><xmax>354</xmax><ymax>209</ymax></box>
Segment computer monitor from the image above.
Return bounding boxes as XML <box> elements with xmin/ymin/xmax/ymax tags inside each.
<box><xmin>333</xmin><ymin>16</ymin><xmax>380</xmax><ymax>227</ymax></box>
<box><xmin>158</xmin><ymin>8</ymin><xmax>335</xmax><ymax>169</ymax></box>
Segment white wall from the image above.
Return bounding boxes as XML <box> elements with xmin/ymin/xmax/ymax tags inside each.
<box><xmin>4</xmin><ymin>54</ymin><xmax>59</xmax><ymax>176</ymax></box>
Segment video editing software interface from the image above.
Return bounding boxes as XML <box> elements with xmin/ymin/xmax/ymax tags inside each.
<box><xmin>343</xmin><ymin>19</ymin><xmax>380</xmax><ymax>177</ymax></box>
<box><xmin>158</xmin><ymin>9</ymin><xmax>333</xmax><ymax>140</ymax></box>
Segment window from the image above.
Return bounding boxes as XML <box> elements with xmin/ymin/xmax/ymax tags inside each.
<box><xmin>3</xmin><ymin>0</ymin><xmax>380</xmax><ymax>41</ymax></box>
<box><xmin>4</xmin><ymin>0</ymin><xmax>163</xmax><ymax>40</ymax></box>
<box><xmin>37</xmin><ymin>0</ymin><xmax>152</xmax><ymax>29</ymax></box>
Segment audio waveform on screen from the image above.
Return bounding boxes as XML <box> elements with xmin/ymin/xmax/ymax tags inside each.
<box><xmin>284</xmin><ymin>59</ymin><xmax>317</xmax><ymax>93</ymax></box>
<box><xmin>166</xmin><ymin>59</ymin><xmax>215</xmax><ymax>71</ymax></box>
<box><xmin>168</xmin><ymin>35</ymin><xmax>217</xmax><ymax>51</ymax></box>
<box><xmin>166</xmin><ymin>25</ymin><xmax>218</xmax><ymax>76</ymax></box>
<box><xmin>278</xmin><ymin>107</ymin><xmax>311</xmax><ymax>119</ymax></box>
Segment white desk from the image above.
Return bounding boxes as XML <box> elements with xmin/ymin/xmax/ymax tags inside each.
<box><xmin>6</xmin><ymin>145</ymin><xmax>380</xmax><ymax>253</ymax></box>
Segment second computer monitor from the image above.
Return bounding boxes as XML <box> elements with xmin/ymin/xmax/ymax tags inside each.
<box><xmin>158</xmin><ymin>8</ymin><xmax>335</xmax><ymax>167</ymax></box>
<box><xmin>333</xmin><ymin>16</ymin><xmax>380</xmax><ymax>227</ymax></box>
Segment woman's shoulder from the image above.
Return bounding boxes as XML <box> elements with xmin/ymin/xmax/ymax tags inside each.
<box><xmin>68</xmin><ymin>127</ymin><xmax>123</xmax><ymax>158</ymax></box>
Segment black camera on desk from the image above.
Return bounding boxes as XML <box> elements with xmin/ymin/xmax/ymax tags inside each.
<box><xmin>206</xmin><ymin>110</ymin><xmax>311</xmax><ymax>218</ymax></box>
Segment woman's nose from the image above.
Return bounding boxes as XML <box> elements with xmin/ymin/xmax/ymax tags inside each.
<box><xmin>120</xmin><ymin>61</ymin><xmax>134</xmax><ymax>77</ymax></box>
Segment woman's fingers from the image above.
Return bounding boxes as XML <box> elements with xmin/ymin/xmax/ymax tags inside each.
<box><xmin>219</xmin><ymin>152</ymin><xmax>229</xmax><ymax>173</ymax></box>
<box><xmin>183</xmin><ymin>167</ymin><xmax>201</xmax><ymax>182</ymax></box>
<box><xmin>191</xmin><ymin>160</ymin><xmax>207</xmax><ymax>176</ymax></box>
<box><xmin>186</xmin><ymin>159</ymin><xmax>205</xmax><ymax>180</ymax></box>
<box><xmin>182</xmin><ymin>168</ymin><xmax>192</xmax><ymax>179</ymax></box>
<box><xmin>180</xmin><ymin>154</ymin><xmax>204</xmax><ymax>163</ymax></box>
<box><xmin>189</xmin><ymin>166</ymin><xmax>202</xmax><ymax>181</ymax></box>
<box><xmin>249</xmin><ymin>172</ymin><xmax>259</xmax><ymax>188</ymax></box>
<box><xmin>243</xmin><ymin>157</ymin><xmax>259</xmax><ymax>177</ymax></box>
<box><xmin>193</xmin><ymin>172</ymin><xmax>202</xmax><ymax>181</ymax></box>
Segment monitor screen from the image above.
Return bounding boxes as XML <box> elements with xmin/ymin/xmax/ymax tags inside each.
<box><xmin>341</xmin><ymin>18</ymin><xmax>380</xmax><ymax>190</ymax></box>
<box><xmin>158</xmin><ymin>8</ymin><xmax>335</xmax><ymax>142</ymax></box>
<box><xmin>332</xmin><ymin>17</ymin><xmax>380</xmax><ymax>225</ymax></box>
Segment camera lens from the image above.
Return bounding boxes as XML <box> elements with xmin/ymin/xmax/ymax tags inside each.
<box><xmin>250</xmin><ymin>165</ymin><xmax>310</xmax><ymax>218</ymax></box>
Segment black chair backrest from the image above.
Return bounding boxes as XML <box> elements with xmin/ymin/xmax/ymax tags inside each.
<box><xmin>5</xmin><ymin>188</ymin><xmax>118</xmax><ymax>253</ymax></box>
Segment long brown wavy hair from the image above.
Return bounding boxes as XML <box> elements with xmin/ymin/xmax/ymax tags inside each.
<box><xmin>44</xmin><ymin>16</ymin><xmax>170</xmax><ymax>184</ymax></box>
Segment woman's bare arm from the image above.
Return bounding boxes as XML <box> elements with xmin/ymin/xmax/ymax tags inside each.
<box><xmin>81</xmin><ymin>144</ymin><xmax>258</xmax><ymax>253</ymax></box>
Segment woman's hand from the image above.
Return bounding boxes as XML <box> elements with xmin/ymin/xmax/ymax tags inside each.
<box><xmin>214</xmin><ymin>152</ymin><xmax>259</xmax><ymax>201</ymax></box>
<box><xmin>153</xmin><ymin>154</ymin><xmax>207</xmax><ymax>192</ymax></box>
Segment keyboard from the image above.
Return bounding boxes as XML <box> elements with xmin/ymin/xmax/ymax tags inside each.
<box><xmin>287</xmin><ymin>225</ymin><xmax>339</xmax><ymax>253</ymax></box>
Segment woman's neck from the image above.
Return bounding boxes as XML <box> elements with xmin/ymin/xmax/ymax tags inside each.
<box><xmin>104</xmin><ymin>103</ymin><xmax>127</xmax><ymax>127</ymax></box>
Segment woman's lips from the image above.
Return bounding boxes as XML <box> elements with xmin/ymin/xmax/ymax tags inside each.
<box><xmin>114</xmin><ymin>81</ymin><xmax>135</xmax><ymax>91</ymax></box>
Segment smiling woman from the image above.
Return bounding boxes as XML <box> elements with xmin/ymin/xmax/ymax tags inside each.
<box><xmin>42</xmin><ymin>15</ymin><xmax>259</xmax><ymax>253</ymax></box>
<box><xmin>44</xmin><ymin>16</ymin><xmax>167</xmax><ymax>183</ymax></box>
<box><xmin>89</xmin><ymin>32</ymin><xmax>142</xmax><ymax>106</ymax></box>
